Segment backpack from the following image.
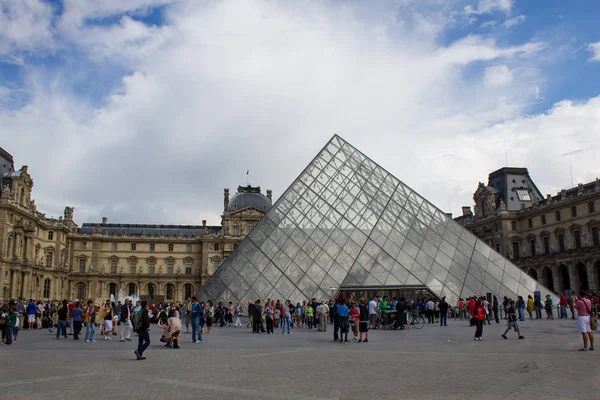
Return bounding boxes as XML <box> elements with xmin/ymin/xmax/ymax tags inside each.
<box><xmin>134</xmin><ymin>311</ymin><xmax>143</xmax><ymax>330</ymax></box>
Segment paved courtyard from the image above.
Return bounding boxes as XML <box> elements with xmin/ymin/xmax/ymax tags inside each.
<box><xmin>1</xmin><ymin>318</ymin><xmax>598</xmax><ymax>400</ymax></box>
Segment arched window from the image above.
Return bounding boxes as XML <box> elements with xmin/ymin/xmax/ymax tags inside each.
<box><xmin>185</xmin><ymin>259</ymin><xmax>192</xmax><ymax>275</ymax></box>
<box><xmin>77</xmin><ymin>282</ymin><xmax>86</xmax><ymax>300</ymax></box>
<box><xmin>165</xmin><ymin>284</ymin><xmax>175</xmax><ymax>300</ymax></box>
<box><xmin>128</xmin><ymin>283</ymin><xmax>137</xmax><ymax>297</ymax></box>
<box><xmin>184</xmin><ymin>283</ymin><xmax>193</xmax><ymax>299</ymax></box>
<box><xmin>43</xmin><ymin>279</ymin><xmax>51</xmax><ymax>298</ymax></box>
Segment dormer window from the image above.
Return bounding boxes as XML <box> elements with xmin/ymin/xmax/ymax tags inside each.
<box><xmin>516</xmin><ymin>189</ymin><xmax>531</xmax><ymax>201</ymax></box>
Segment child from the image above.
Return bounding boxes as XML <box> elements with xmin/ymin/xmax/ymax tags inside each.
<box><xmin>305</xmin><ymin>305</ymin><xmax>314</xmax><ymax>329</ymax></box>
<box><xmin>502</xmin><ymin>300</ymin><xmax>525</xmax><ymax>340</ymax></box>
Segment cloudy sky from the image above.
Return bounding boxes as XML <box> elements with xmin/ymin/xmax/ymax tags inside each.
<box><xmin>1</xmin><ymin>0</ymin><xmax>599</xmax><ymax>226</ymax></box>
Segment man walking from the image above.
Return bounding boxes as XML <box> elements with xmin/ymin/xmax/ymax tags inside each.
<box><xmin>501</xmin><ymin>300</ymin><xmax>525</xmax><ymax>340</ymax></box>
<box><xmin>317</xmin><ymin>300</ymin><xmax>329</xmax><ymax>332</ymax></box>
<box><xmin>190</xmin><ymin>297</ymin><xmax>203</xmax><ymax>343</ymax></box>
<box><xmin>134</xmin><ymin>301</ymin><xmax>150</xmax><ymax>360</ymax></box>
<box><xmin>120</xmin><ymin>298</ymin><xmax>133</xmax><ymax>342</ymax></box>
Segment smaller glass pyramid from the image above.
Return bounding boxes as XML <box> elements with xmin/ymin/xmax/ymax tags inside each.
<box><xmin>197</xmin><ymin>135</ymin><xmax>556</xmax><ymax>305</ymax></box>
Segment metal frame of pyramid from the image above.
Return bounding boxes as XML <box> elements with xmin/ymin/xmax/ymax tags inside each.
<box><xmin>197</xmin><ymin>135</ymin><xmax>556</xmax><ymax>305</ymax></box>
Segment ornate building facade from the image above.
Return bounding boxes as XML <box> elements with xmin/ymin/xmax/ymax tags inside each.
<box><xmin>0</xmin><ymin>147</ymin><xmax>271</xmax><ymax>303</ymax></box>
<box><xmin>456</xmin><ymin>167</ymin><xmax>600</xmax><ymax>294</ymax></box>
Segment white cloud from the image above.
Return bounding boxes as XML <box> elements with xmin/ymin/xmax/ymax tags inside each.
<box><xmin>588</xmin><ymin>42</ymin><xmax>600</xmax><ymax>61</ymax></box>
<box><xmin>465</xmin><ymin>0</ymin><xmax>514</xmax><ymax>16</ymax></box>
<box><xmin>0</xmin><ymin>0</ymin><xmax>55</xmax><ymax>55</ymax></box>
<box><xmin>1</xmin><ymin>0</ymin><xmax>598</xmax><ymax>225</ymax></box>
<box><xmin>502</xmin><ymin>14</ymin><xmax>526</xmax><ymax>28</ymax></box>
<box><xmin>484</xmin><ymin>65</ymin><xmax>513</xmax><ymax>86</ymax></box>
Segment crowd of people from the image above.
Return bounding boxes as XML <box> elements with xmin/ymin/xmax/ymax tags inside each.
<box><xmin>1</xmin><ymin>290</ymin><xmax>598</xmax><ymax>353</ymax></box>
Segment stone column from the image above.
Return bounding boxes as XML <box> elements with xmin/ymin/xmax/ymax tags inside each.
<box><xmin>12</xmin><ymin>233</ymin><xmax>19</xmax><ymax>260</ymax></box>
<box><xmin>21</xmin><ymin>271</ymin><xmax>29</xmax><ymax>299</ymax></box>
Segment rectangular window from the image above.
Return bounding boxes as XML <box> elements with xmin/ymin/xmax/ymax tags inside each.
<box><xmin>529</xmin><ymin>240</ymin><xmax>536</xmax><ymax>256</ymax></box>
<box><xmin>150</xmin><ymin>243</ymin><xmax>155</xmax><ymax>252</ymax></box>
<box><xmin>543</xmin><ymin>237</ymin><xmax>550</xmax><ymax>255</ymax></box>
<box><xmin>81</xmin><ymin>241</ymin><xmax>87</xmax><ymax>249</ymax></box>
<box><xmin>213</xmin><ymin>258</ymin><xmax>220</xmax><ymax>270</ymax></box>
<box><xmin>574</xmin><ymin>230</ymin><xmax>581</xmax><ymax>249</ymax></box>
<box><xmin>110</xmin><ymin>258</ymin><xmax>117</xmax><ymax>273</ymax></box>
<box><xmin>131</xmin><ymin>243</ymin><xmax>136</xmax><ymax>251</ymax></box>
<box><xmin>558</xmin><ymin>234</ymin><xmax>565</xmax><ymax>252</ymax></box>
<box><xmin>148</xmin><ymin>260</ymin><xmax>155</xmax><ymax>274</ymax></box>
<box><xmin>48</xmin><ymin>231</ymin><xmax>53</xmax><ymax>240</ymax></box>
<box><xmin>186</xmin><ymin>244</ymin><xmax>192</xmax><ymax>252</ymax></box>
<box><xmin>556</xmin><ymin>210</ymin><xmax>561</xmax><ymax>222</ymax></box>
<box><xmin>129</xmin><ymin>259</ymin><xmax>137</xmax><ymax>274</ymax></box>
<box><xmin>46</xmin><ymin>252</ymin><xmax>53</xmax><ymax>268</ymax></box>
<box><xmin>528</xmin><ymin>218</ymin><xmax>533</xmax><ymax>228</ymax></box>
<box><xmin>541</xmin><ymin>214</ymin><xmax>546</xmax><ymax>225</ymax></box>
<box><xmin>592</xmin><ymin>227</ymin><xmax>599</xmax><ymax>246</ymax></box>
<box><xmin>43</xmin><ymin>279</ymin><xmax>51</xmax><ymax>298</ymax></box>
<box><xmin>516</xmin><ymin>189</ymin><xmax>531</xmax><ymax>201</ymax></box>
<box><xmin>79</xmin><ymin>258</ymin><xmax>86</xmax><ymax>273</ymax></box>
<box><xmin>511</xmin><ymin>221</ymin><xmax>517</xmax><ymax>231</ymax></box>
<box><xmin>185</xmin><ymin>259</ymin><xmax>192</xmax><ymax>275</ymax></box>
<box><xmin>572</xmin><ymin>206</ymin><xmax>577</xmax><ymax>218</ymax></box>
<box><xmin>512</xmin><ymin>242</ymin><xmax>520</xmax><ymax>259</ymax></box>
<box><xmin>589</xmin><ymin>201</ymin><xmax>595</xmax><ymax>214</ymax></box>
<box><xmin>167</xmin><ymin>259</ymin><xmax>174</xmax><ymax>274</ymax></box>
<box><xmin>112</xmin><ymin>243</ymin><xmax>118</xmax><ymax>251</ymax></box>
<box><xmin>168</xmin><ymin>244</ymin><xmax>174</xmax><ymax>252</ymax></box>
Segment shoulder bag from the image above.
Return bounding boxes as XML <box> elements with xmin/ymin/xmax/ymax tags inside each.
<box><xmin>585</xmin><ymin>300</ymin><xmax>598</xmax><ymax>331</ymax></box>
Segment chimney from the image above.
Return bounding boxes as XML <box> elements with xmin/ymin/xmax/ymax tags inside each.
<box><xmin>267</xmin><ymin>189</ymin><xmax>272</xmax><ymax>202</ymax></box>
<box><xmin>202</xmin><ymin>220</ymin><xmax>208</xmax><ymax>234</ymax></box>
<box><xmin>224</xmin><ymin>188</ymin><xmax>230</xmax><ymax>211</ymax></box>
<box><xmin>102</xmin><ymin>217</ymin><xmax>108</xmax><ymax>224</ymax></box>
<box><xmin>462</xmin><ymin>206</ymin><xmax>472</xmax><ymax>216</ymax></box>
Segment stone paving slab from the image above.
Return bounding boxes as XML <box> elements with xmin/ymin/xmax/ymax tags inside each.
<box><xmin>0</xmin><ymin>318</ymin><xmax>598</xmax><ymax>399</ymax></box>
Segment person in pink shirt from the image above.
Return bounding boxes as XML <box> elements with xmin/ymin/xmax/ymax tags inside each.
<box><xmin>574</xmin><ymin>291</ymin><xmax>595</xmax><ymax>351</ymax></box>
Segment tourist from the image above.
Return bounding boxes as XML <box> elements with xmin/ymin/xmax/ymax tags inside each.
<box><xmin>336</xmin><ymin>299</ymin><xmax>350</xmax><ymax>343</ymax></box>
<box><xmin>273</xmin><ymin>303</ymin><xmax>281</xmax><ymax>329</ymax></box>
<box><xmin>425</xmin><ymin>298</ymin><xmax>435</xmax><ymax>324</ymax></box>
<box><xmin>56</xmin><ymin>300</ymin><xmax>69</xmax><ymax>340</ymax></box>
<box><xmin>15</xmin><ymin>299</ymin><xmax>25</xmax><ymax>332</ymax></box>
<box><xmin>560</xmin><ymin>293</ymin><xmax>568</xmax><ymax>319</ymax></box>
<box><xmin>305</xmin><ymin>302</ymin><xmax>314</xmax><ymax>330</ymax></box>
<box><xmin>526</xmin><ymin>295</ymin><xmax>534</xmax><ymax>320</ymax></box>
<box><xmin>282</xmin><ymin>300</ymin><xmax>292</xmax><ymax>334</ymax></box>
<box><xmin>482</xmin><ymin>296</ymin><xmax>491</xmax><ymax>325</ymax></box>
<box><xmin>501</xmin><ymin>296</ymin><xmax>509</xmax><ymax>319</ymax></box>
<box><xmin>84</xmin><ymin>300</ymin><xmax>96</xmax><ymax>342</ymax></box>
<box><xmin>119</xmin><ymin>298</ymin><xmax>133</xmax><ymax>342</ymax></box>
<box><xmin>250</xmin><ymin>299</ymin><xmax>263</xmax><ymax>333</ymax></box>
<box><xmin>35</xmin><ymin>301</ymin><xmax>44</xmax><ymax>329</ymax></box>
<box><xmin>317</xmin><ymin>300</ymin><xmax>329</xmax><ymax>332</ymax></box>
<box><xmin>569</xmin><ymin>294</ymin><xmax>576</xmax><ymax>320</ymax></box>
<box><xmin>534</xmin><ymin>296</ymin><xmax>542</xmax><ymax>319</ymax></box>
<box><xmin>439</xmin><ymin>297</ymin><xmax>449</xmax><ymax>327</ymax></box>
<box><xmin>394</xmin><ymin>297</ymin><xmax>407</xmax><ymax>330</ymax></box>
<box><xmin>473</xmin><ymin>298</ymin><xmax>486</xmax><ymax>341</ymax></box>
<box><xmin>184</xmin><ymin>298</ymin><xmax>192</xmax><ymax>333</ymax></box>
<box><xmin>132</xmin><ymin>300</ymin><xmax>141</xmax><ymax>334</ymax></box>
<box><xmin>501</xmin><ymin>300</ymin><xmax>525</xmax><ymax>340</ymax></box>
<box><xmin>265</xmin><ymin>301</ymin><xmax>274</xmax><ymax>334</ymax></box>
<box><xmin>4</xmin><ymin>306</ymin><xmax>18</xmax><ymax>345</ymax></box>
<box><xmin>26</xmin><ymin>298</ymin><xmax>36</xmax><ymax>330</ymax></box>
<box><xmin>349</xmin><ymin>301</ymin><xmax>360</xmax><ymax>340</ymax></box>
<box><xmin>190</xmin><ymin>297</ymin><xmax>203</xmax><ymax>343</ymax></box>
<box><xmin>492</xmin><ymin>295</ymin><xmax>500</xmax><ymax>324</ymax></box>
<box><xmin>167</xmin><ymin>314</ymin><xmax>182</xmax><ymax>348</ymax></box>
<box><xmin>358</xmin><ymin>299</ymin><xmax>369</xmax><ymax>343</ymax></box>
<box><xmin>234</xmin><ymin>301</ymin><xmax>243</xmax><ymax>327</ymax></box>
<box><xmin>467</xmin><ymin>296</ymin><xmax>476</xmax><ymax>324</ymax></box>
<box><xmin>0</xmin><ymin>299</ymin><xmax>8</xmax><ymax>343</ymax></box>
<box><xmin>574</xmin><ymin>292</ymin><xmax>595</xmax><ymax>351</ymax></box>
<box><xmin>134</xmin><ymin>301</ymin><xmax>151</xmax><ymax>360</ymax></box>
<box><xmin>101</xmin><ymin>302</ymin><xmax>114</xmax><ymax>340</ymax></box>
<box><xmin>456</xmin><ymin>298</ymin><xmax>466</xmax><ymax>320</ymax></box>
<box><xmin>71</xmin><ymin>301</ymin><xmax>84</xmax><ymax>340</ymax></box>
<box><xmin>294</xmin><ymin>303</ymin><xmax>302</xmax><ymax>328</ymax></box>
<box><xmin>516</xmin><ymin>296</ymin><xmax>525</xmax><ymax>321</ymax></box>
<box><xmin>545</xmin><ymin>295</ymin><xmax>554</xmax><ymax>319</ymax></box>
<box><xmin>368</xmin><ymin>297</ymin><xmax>378</xmax><ymax>329</ymax></box>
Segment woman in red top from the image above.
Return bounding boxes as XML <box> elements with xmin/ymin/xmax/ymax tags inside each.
<box><xmin>349</xmin><ymin>301</ymin><xmax>360</xmax><ymax>341</ymax></box>
<box><xmin>473</xmin><ymin>298</ymin><xmax>486</xmax><ymax>341</ymax></box>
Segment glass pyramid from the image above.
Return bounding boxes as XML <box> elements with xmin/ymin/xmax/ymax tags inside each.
<box><xmin>197</xmin><ymin>135</ymin><xmax>556</xmax><ymax>305</ymax></box>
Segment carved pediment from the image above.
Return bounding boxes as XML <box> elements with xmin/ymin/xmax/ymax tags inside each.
<box><xmin>226</xmin><ymin>207</ymin><xmax>265</xmax><ymax>217</ymax></box>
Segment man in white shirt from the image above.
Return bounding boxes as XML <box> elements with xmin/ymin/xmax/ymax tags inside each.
<box><xmin>317</xmin><ymin>301</ymin><xmax>329</xmax><ymax>332</ymax></box>
<box><xmin>426</xmin><ymin>299</ymin><xmax>435</xmax><ymax>324</ymax></box>
<box><xmin>368</xmin><ymin>298</ymin><xmax>379</xmax><ymax>329</ymax></box>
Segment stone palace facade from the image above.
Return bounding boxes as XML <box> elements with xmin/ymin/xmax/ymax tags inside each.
<box><xmin>455</xmin><ymin>167</ymin><xmax>600</xmax><ymax>295</ymax></box>
<box><xmin>0</xmin><ymin>147</ymin><xmax>271</xmax><ymax>303</ymax></box>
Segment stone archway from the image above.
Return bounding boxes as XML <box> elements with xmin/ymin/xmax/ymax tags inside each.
<box><xmin>528</xmin><ymin>268</ymin><xmax>538</xmax><ymax>281</ymax></box>
<box><xmin>558</xmin><ymin>265</ymin><xmax>570</xmax><ymax>292</ymax></box>
<box><xmin>576</xmin><ymin>262</ymin><xmax>589</xmax><ymax>291</ymax></box>
<box><xmin>542</xmin><ymin>267</ymin><xmax>554</xmax><ymax>292</ymax></box>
